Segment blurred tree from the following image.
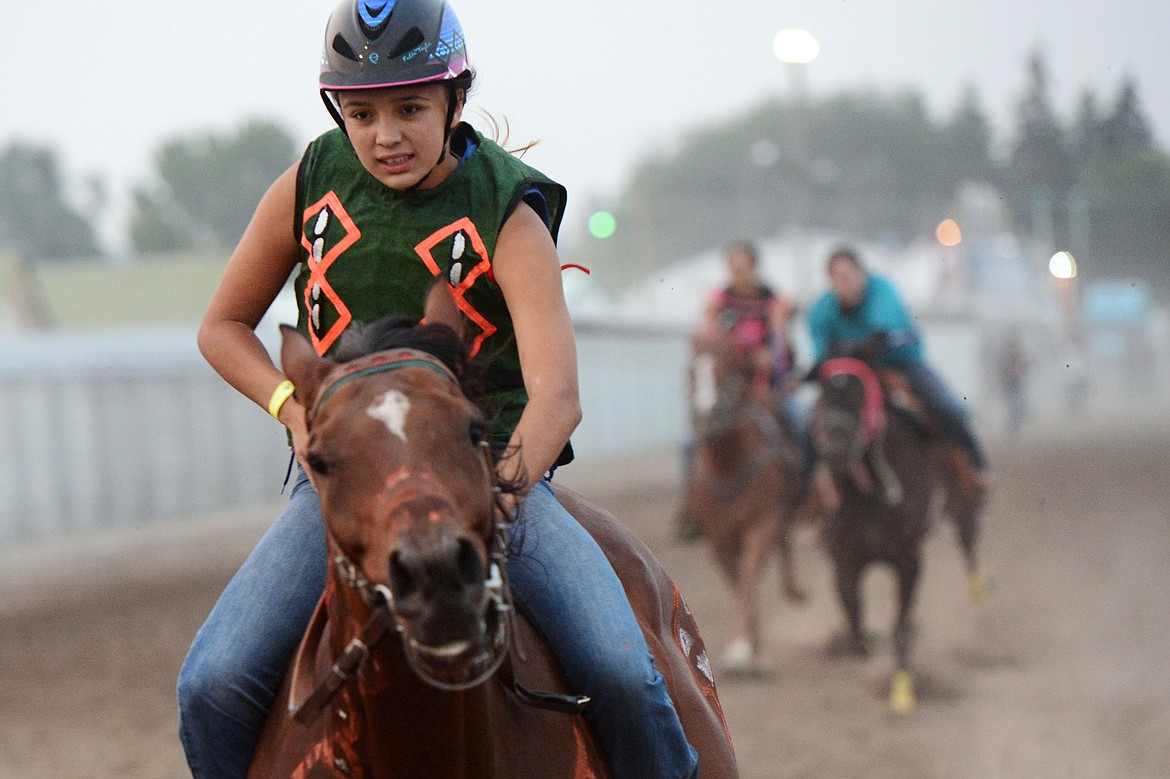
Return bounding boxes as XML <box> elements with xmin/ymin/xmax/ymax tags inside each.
<box><xmin>1071</xmin><ymin>88</ymin><xmax>1104</xmax><ymax>167</ymax></box>
<box><xmin>1098</xmin><ymin>75</ymin><xmax>1153</xmax><ymax>156</ymax></box>
<box><xmin>582</xmin><ymin>90</ymin><xmax>961</xmax><ymax>289</ymax></box>
<box><xmin>1083</xmin><ymin>150</ymin><xmax>1170</xmax><ymax>295</ymax></box>
<box><xmin>0</xmin><ymin>142</ymin><xmax>101</xmax><ymax>261</ymax></box>
<box><xmin>1005</xmin><ymin>49</ymin><xmax>1076</xmax><ymax>247</ymax></box>
<box><xmin>567</xmin><ymin>59</ymin><xmax>1170</xmax><ymax>300</ymax></box>
<box><xmin>1078</xmin><ymin>79</ymin><xmax>1170</xmax><ymax>296</ymax></box>
<box><xmin>130</xmin><ymin>119</ymin><xmax>297</xmax><ymax>253</ymax></box>
<box><xmin>941</xmin><ymin>84</ymin><xmax>996</xmax><ymax>186</ymax></box>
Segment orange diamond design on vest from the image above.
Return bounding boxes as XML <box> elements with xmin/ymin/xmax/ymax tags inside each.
<box><xmin>415</xmin><ymin>217</ymin><xmax>496</xmax><ymax>357</ymax></box>
<box><xmin>301</xmin><ymin>192</ymin><xmax>361</xmax><ymax>356</ymax></box>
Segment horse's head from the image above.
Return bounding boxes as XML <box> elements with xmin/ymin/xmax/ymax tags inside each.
<box><xmin>813</xmin><ymin>357</ymin><xmax>886</xmax><ymax>470</ymax></box>
<box><xmin>689</xmin><ymin>330</ymin><xmax>758</xmax><ymax>440</ymax></box>
<box><xmin>280</xmin><ymin>290</ymin><xmax>511</xmax><ymax>690</ymax></box>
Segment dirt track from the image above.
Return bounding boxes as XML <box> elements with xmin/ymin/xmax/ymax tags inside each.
<box><xmin>2</xmin><ymin>405</ymin><xmax>1169</xmax><ymax>778</ymax></box>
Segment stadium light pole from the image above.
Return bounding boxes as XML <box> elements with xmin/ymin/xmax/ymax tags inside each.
<box><xmin>773</xmin><ymin>29</ymin><xmax>819</xmax><ymax>290</ymax></box>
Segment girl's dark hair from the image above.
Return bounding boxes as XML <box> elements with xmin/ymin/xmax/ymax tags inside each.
<box><xmin>726</xmin><ymin>241</ymin><xmax>759</xmax><ymax>266</ymax></box>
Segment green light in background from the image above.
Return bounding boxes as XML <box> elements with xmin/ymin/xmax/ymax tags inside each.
<box><xmin>588</xmin><ymin>211</ymin><xmax>617</xmax><ymax>239</ymax></box>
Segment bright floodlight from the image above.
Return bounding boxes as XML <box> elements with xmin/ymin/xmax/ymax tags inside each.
<box><xmin>935</xmin><ymin>218</ymin><xmax>962</xmax><ymax>247</ymax></box>
<box><xmin>1049</xmin><ymin>251</ymin><xmax>1078</xmax><ymax>280</ymax></box>
<box><xmin>773</xmin><ymin>29</ymin><xmax>820</xmax><ymax>64</ymax></box>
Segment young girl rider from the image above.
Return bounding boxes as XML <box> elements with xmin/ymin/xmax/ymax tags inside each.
<box><xmin>700</xmin><ymin>241</ymin><xmax>796</xmax><ymax>398</ymax></box>
<box><xmin>177</xmin><ymin>1</ymin><xmax>699</xmax><ymax>777</ymax></box>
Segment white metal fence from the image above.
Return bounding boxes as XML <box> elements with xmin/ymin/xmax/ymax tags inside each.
<box><xmin>0</xmin><ymin>318</ymin><xmax>985</xmax><ymax>542</ymax></box>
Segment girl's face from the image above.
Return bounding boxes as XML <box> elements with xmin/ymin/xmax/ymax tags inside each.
<box><xmin>728</xmin><ymin>250</ymin><xmax>760</xmax><ymax>296</ymax></box>
<box><xmin>828</xmin><ymin>257</ymin><xmax>867</xmax><ymax>309</ymax></box>
<box><xmin>338</xmin><ymin>83</ymin><xmax>462</xmax><ymax>191</ymax></box>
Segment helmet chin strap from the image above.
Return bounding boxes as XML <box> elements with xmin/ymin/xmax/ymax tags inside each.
<box><xmin>404</xmin><ymin>138</ymin><xmax>450</xmax><ymax>193</ymax></box>
<box><xmin>321</xmin><ymin>89</ymin><xmax>347</xmax><ymax>134</ymax></box>
<box><xmin>320</xmin><ymin>86</ymin><xmax>462</xmax><ymax>192</ymax></box>
<box><xmin>404</xmin><ymin>87</ymin><xmax>462</xmax><ymax>193</ymax></box>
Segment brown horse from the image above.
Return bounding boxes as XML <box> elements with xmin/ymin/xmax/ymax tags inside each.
<box><xmin>679</xmin><ymin>331</ymin><xmax>805</xmax><ymax>675</ymax></box>
<box><xmin>247</xmin><ymin>303</ymin><xmax>738</xmax><ymax>777</ymax></box>
<box><xmin>811</xmin><ymin>355</ymin><xmax>938</xmax><ymax>713</ymax></box>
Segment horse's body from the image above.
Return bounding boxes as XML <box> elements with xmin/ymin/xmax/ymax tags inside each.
<box><xmin>249</xmin><ymin>313</ymin><xmax>737</xmax><ymax>778</ymax></box>
<box><xmin>680</xmin><ymin>331</ymin><xmax>805</xmax><ymax>674</ymax></box>
<box><xmin>811</xmin><ymin>356</ymin><xmax>938</xmax><ymax>712</ymax></box>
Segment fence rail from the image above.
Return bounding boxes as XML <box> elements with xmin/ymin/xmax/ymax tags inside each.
<box><xmin>0</xmin><ymin>323</ymin><xmax>698</xmax><ymax>542</ymax></box>
<box><xmin>0</xmin><ymin>318</ymin><xmax>985</xmax><ymax>542</ymax></box>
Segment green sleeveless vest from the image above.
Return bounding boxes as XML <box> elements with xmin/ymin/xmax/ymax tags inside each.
<box><xmin>293</xmin><ymin>124</ymin><xmax>568</xmax><ymax>448</ymax></box>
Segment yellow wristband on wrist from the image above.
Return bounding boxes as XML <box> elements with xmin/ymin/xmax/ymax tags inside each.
<box><xmin>268</xmin><ymin>379</ymin><xmax>296</xmax><ymax>421</ymax></box>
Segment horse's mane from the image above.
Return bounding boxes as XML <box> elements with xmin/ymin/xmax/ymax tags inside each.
<box><xmin>333</xmin><ymin>316</ymin><xmax>471</xmax><ymax>380</ymax></box>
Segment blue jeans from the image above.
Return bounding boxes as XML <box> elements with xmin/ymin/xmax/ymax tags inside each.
<box><xmin>177</xmin><ymin>471</ymin><xmax>698</xmax><ymax>779</ymax></box>
<box><xmin>899</xmin><ymin>360</ymin><xmax>986</xmax><ymax>468</ymax></box>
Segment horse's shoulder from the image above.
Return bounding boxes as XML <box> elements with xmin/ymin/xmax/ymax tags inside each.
<box><xmin>549</xmin><ymin>483</ymin><xmax>736</xmax><ymax>770</ymax></box>
<box><xmin>249</xmin><ymin>596</ymin><xmax>332</xmax><ymax>777</ymax></box>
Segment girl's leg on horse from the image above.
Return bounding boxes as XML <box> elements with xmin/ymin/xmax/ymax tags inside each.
<box><xmin>507</xmin><ymin>481</ymin><xmax>699</xmax><ymax>779</ymax></box>
<box><xmin>177</xmin><ymin>468</ymin><xmax>327</xmax><ymax>779</ymax></box>
<box><xmin>899</xmin><ymin>361</ymin><xmax>987</xmax><ymax>469</ymax></box>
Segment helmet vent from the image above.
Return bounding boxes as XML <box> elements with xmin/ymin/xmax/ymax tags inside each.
<box><xmin>388</xmin><ymin>27</ymin><xmax>426</xmax><ymax>60</ymax></box>
<box><xmin>331</xmin><ymin>33</ymin><xmax>361</xmax><ymax>63</ymax></box>
<box><xmin>358</xmin><ymin>1</ymin><xmax>395</xmax><ymax>39</ymax></box>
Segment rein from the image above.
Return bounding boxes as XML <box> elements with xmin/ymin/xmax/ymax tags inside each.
<box><xmin>291</xmin><ymin>347</ymin><xmax>588</xmax><ymax>722</ymax></box>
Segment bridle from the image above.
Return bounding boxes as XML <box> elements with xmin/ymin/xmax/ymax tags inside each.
<box><xmin>291</xmin><ymin>348</ymin><xmax>586</xmax><ymax>723</ymax></box>
<box><xmin>293</xmin><ymin>348</ymin><xmax>512</xmax><ymax>718</ymax></box>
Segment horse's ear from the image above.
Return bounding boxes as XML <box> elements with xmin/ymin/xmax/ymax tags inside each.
<box><xmin>423</xmin><ymin>279</ymin><xmax>468</xmax><ymax>342</ymax></box>
<box><xmin>279</xmin><ymin>325</ymin><xmax>332</xmax><ymax>409</ymax></box>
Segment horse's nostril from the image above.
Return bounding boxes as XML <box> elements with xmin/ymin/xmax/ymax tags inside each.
<box><xmin>455</xmin><ymin>537</ymin><xmax>485</xmax><ymax>587</ymax></box>
<box><xmin>389</xmin><ymin>549</ymin><xmax>418</xmax><ymax>604</ymax></box>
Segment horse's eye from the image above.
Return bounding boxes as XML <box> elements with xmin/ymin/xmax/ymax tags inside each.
<box><xmin>306</xmin><ymin>452</ymin><xmax>330</xmax><ymax>476</ymax></box>
<box><xmin>468</xmin><ymin>421</ymin><xmax>486</xmax><ymax>446</ymax></box>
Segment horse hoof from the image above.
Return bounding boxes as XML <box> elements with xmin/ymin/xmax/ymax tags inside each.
<box><xmin>968</xmin><ymin>570</ymin><xmax>990</xmax><ymax>602</ymax></box>
<box><xmin>720</xmin><ymin>638</ymin><xmax>757</xmax><ymax>675</ymax></box>
<box><xmin>889</xmin><ymin>669</ymin><xmax>917</xmax><ymax>714</ymax></box>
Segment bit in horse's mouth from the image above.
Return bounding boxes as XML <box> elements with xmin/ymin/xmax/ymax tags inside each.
<box><xmin>409</xmin><ymin>638</ymin><xmax>474</xmax><ymax>661</ymax></box>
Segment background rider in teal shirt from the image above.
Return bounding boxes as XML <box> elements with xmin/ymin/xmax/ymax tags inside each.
<box><xmin>807</xmin><ymin>246</ymin><xmax>987</xmax><ymax>473</ymax></box>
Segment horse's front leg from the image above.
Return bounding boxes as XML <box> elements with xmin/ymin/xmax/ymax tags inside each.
<box><xmin>832</xmin><ymin>553</ymin><xmax>868</xmax><ymax>657</ymax></box>
<box><xmin>812</xmin><ymin>461</ymin><xmax>842</xmax><ymax>516</ymax></box>
<box><xmin>775</xmin><ymin>512</ymin><xmax>806</xmax><ymax>603</ymax></box>
<box><xmin>722</xmin><ymin>519</ymin><xmax>775</xmax><ymax>674</ymax></box>
<box><xmin>889</xmin><ymin>552</ymin><xmax>922</xmax><ymax>713</ymax></box>
<box><xmin>867</xmin><ymin>436</ymin><xmax>904</xmax><ymax>505</ymax></box>
<box><xmin>944</xmin><ymin>476</ymin><xmax>989</xmax><ymax>601</ymax></box>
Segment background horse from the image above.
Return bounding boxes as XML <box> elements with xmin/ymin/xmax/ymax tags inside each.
<box><xmin>811</xmin><ymin>355</ymin><xmax>936</xmax><ymax>713</ymax></box>
<box><xmin>248</xmin><ymin>296</ymin><xmax>738</xmax><ymax>778</ymax></box>
<box><xmin>680</xmin><ymin>329</ymin><xmax>805</xmax><ymax>675</ymax></box>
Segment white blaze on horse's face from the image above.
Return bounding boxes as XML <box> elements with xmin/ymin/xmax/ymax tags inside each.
<box><xmin>693</xmin><ymin>354</ymin><xmax>717</xmax><ymax>415</ymax></box>
<box><xmin>368</xmin><ymin>390</ymin><xmax>412</xmax><ymax>441</ymax></box>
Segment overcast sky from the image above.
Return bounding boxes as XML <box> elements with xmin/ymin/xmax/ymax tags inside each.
<box><xmin>4</xmin><ymin>1</ymin><xmax>1167</xmax><ymax>250</ymax></box>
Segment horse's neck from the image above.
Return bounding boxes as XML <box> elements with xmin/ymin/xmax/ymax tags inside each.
<box><xmin>325</xmin><ymin>580</ymin><xmax>498</xmax><ymax>777</ymax></box>
<box><xmin>703</xmin><ymin>413</ymin><xmax>760</xmax><ymax>459</ymax></box>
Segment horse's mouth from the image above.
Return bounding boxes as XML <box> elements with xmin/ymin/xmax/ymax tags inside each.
<box><xmin>400</xmin><ymin>618</ymin><xmax>508</xmax><ymax>691</ymax></box>
<box><xmin>408</xmin><ymin>637</ymin><xmax>474</xmax><ymax>662</ymax></box>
